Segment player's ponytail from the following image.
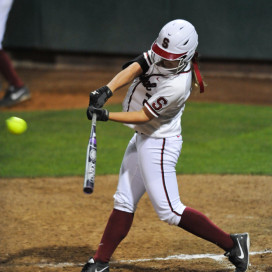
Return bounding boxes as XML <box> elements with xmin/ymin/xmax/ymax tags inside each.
<box><xmin>191</xmin><ymin>52</ymin><xmax>206</xmax><ymax>93</ymax></box>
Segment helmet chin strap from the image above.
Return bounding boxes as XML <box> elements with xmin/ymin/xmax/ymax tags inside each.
<box><xmin>192</xmin><ymin>52</ymin><xmax>204</xmax><ymax>93</ymax></box>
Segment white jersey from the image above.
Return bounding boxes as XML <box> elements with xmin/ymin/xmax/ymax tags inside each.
<box><xmin>122</xmin><ymin>50</ymin><xmax>192</xmax><ymax>138</ymax></box>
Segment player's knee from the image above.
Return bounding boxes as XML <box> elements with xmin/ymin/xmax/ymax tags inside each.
<box><xmin>113</xmin><ymin>192</ymin><xmax>136</xmax><ymax>213</ymax></box>
<box><xmin>157</xmin><ymin>204</ymin><xmax>186</xmax><ymax>226</ymax></box>
<box><xmin>158</xmin><ymin>213</ymin><xmax>180</xmax><ymax>225</ymax></box>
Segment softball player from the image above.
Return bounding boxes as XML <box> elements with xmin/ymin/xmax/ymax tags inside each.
<box><xmin>0</xmin><ymin>0</ymin><xmax>30</xmax><ymax>107</ymax></box>
<box><xmin>81</xmin><ymin>19</ymin><xmax>250</xmax><ymax>272</ymax></box>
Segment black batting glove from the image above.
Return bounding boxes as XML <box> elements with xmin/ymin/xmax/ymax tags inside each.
<box><xmin>89</xmin><ymin>86</ymin><xmax>113</xmax><ymax>108</ymax></box>
<box><xmin>87</xmin><ymin>106</ymin><xmax>109</xmax><ymax>121</ymax></box>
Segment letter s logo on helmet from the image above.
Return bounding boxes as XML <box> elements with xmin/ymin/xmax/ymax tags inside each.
<box><xmin>162</xmin><ymin>38</ymin><xmax>170</xmax><ymax>49</ymax></box>
<box><xmin>151</xmin><ymin>19</ymin><xmax>198</xmax><ymax>72</ymax></box>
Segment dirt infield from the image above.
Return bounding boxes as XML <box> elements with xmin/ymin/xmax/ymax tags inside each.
<box><xmin>0</xmin><ymin>176</ymin><xmax>271</xmax><ymax>272</ymax></box>
<box><xmin>0</xmin><ymin>61</ymin><xmax>272</xmax><ymax>111</ymax></box>
<box><xmin>0</xmin><ymin>63</ymin><xmax>272</xmax><ymax>271</ymax></box>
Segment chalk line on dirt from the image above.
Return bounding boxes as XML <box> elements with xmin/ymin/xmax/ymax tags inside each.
<box><xmin>116</xmin><ymin>250</ymin><xmax>272</xmax><ymax>264</ymax></box>
<box><xmin>9</xmin><ymin>249</ymin><xmax>269</xmax><ymax>268</ymax></box>
<box><xmin>0</xmin><ymin>250</ymin><xmax>270</xmax><ymax>268</ymax></box>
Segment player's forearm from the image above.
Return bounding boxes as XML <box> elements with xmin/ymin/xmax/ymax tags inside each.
<box><xmin>107</xmin><ymin>62</ymin><xmax>143</xmax><ymax>93</ymax></box>
<box><xmin>109</xmin><ymin>110</ymin><xmax>150</xmax><ymax>124</ymax></box>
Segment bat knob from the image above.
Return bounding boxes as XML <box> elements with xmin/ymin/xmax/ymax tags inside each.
<box><xmin>83</xmin><ymin>187</ymin><xmax>93</xmax><ymax>194</ymax></box>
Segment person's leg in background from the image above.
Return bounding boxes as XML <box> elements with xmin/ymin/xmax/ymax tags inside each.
<box><xmin>0</xmin><ymin>0</ymin><xmax>30</xmax><ymax>107</ymax></box>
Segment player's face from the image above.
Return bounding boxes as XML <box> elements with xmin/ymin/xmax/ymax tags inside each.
<box><xmin>157</xmin><ymin>59</ymin><xmax>180</xmax><ymax>69</ymax></box>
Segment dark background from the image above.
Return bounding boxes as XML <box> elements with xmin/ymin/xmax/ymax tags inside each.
<box><xmin>3</xmin><ymin>0</ymin><xmax>272</xmax><ymax>61</ymax></box>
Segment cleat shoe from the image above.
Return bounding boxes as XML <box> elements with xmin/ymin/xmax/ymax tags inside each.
<box><xmin>81</xmin><ymin>257</ymin><xmax>109</xmax><ymax>272</ymax></box>
<box><xmin>0</xmin><ymin>85</ymin><xmax>31</xmax><ymax>107</ymax></box>
<box><xmin>225</xmin><ymin>233</ymin><xmax>250</xmax><ymax>272</ymax></box>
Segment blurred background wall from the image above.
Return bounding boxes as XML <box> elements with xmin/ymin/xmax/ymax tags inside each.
<box><xmin>3</xmin><ymin>0</ymin><xmax>272</xmax><ymax>61</ymax></box>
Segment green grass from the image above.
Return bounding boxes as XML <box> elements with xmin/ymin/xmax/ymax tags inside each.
<box><xmin>0</xmin><ymin>103</ymin><xmax>271</xmax><ymax>177</ymax></box>
<box><xmin>179</xmin><ymin>103</ymin><xmax>272</xmax><ymax>174</ymax></box>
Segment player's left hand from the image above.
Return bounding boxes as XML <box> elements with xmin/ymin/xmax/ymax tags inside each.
<box><xmin>89</xmin><ymin>86</ymin><xmax>113</xmax><ymax>108</ymax></box>
<box><xmin>87</xmin><ymin>106</ymin><xmax>109</xmax><ymax>121</ymax></box>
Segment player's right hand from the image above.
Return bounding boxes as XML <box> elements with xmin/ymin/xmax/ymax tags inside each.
<box><xmin>89</xmin><ymin>86</ymin><xmax>113</xmax><ymax>108</ymax></box>
<box><xmin>87</xmin><ymin>106</ymin><xmax>109</xmax><ymax>121</ymax></box>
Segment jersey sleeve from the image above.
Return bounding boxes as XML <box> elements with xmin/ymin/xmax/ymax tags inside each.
<box><xmin>122</xmin><ymin>52</ymin><xmax>152</xmax><ymax>74</ymax></box>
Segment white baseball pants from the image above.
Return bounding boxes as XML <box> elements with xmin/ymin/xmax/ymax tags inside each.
<box><xmin>114</xmin><ymin>133</ymin><xmax>186</xmax><ymax>225</ymax></box>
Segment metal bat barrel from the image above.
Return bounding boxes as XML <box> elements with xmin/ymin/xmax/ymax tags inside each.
<box><xmin>83</xmin><ymin>113</ymin><xmax>97</xmax><ymax>194</ymax></box>
<box><xmin>83</xmin><ymin>140</ymin><xmax>96</xmax><ymax>193</ymax></box>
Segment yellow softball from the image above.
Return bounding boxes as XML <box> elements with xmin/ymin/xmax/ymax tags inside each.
<box><xmin>6</xmin><ymin>116</ymin><xmax>27</xmax><ymax>135</ymax></box>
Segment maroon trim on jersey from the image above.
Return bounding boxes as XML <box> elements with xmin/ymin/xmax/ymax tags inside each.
<box><xmin>160</xmin><ymin>139</ymin><xmax>183</xmax><ymax>217</ymax></box>
<box><xmin>144</xmin><ymin>101</ymin><xmax>159</xmax><ymax>117</ymax></box>
<box><xmin>152</xmin><ymin>42</ymin><xmax>187</xmax><ymax>60</ymax></box>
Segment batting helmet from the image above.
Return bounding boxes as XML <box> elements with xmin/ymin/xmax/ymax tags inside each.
<box><xmin>151</xmin><ymin>19</ymin><xmax>198</xmax><ymax>73</ymax></box>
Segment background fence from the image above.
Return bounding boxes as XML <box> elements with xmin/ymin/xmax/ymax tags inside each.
<box><xmin>3</xmin><ymin>0</ymin><xmax>272</xmax><ymax>61</ymax></box>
